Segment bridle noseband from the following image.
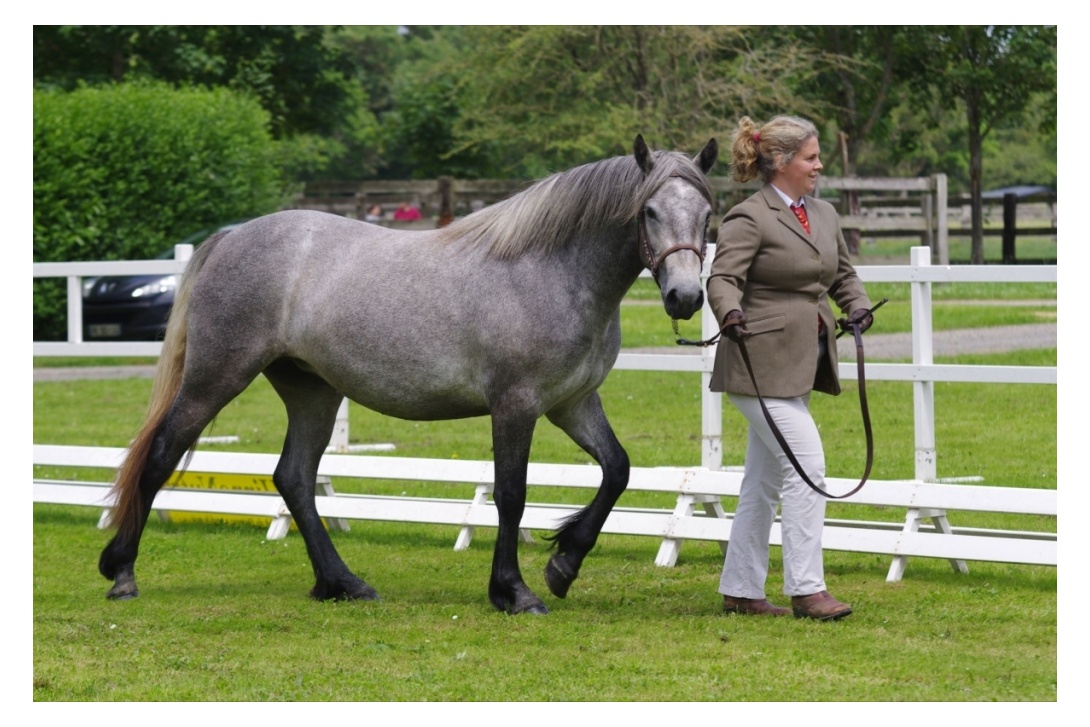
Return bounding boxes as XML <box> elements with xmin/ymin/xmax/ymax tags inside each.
<box><xmin>637</xmin><ymin>207</ymin><xmax>708</xmax><ymax>280</ymax></box>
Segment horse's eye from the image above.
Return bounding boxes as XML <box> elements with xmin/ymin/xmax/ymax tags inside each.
<box><xmin>645</xmin><ymin>207</ymin><xmax>658</xmax><ymax>221</ymax></box>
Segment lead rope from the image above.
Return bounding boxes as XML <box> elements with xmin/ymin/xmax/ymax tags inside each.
<box><xmin>675</xmin><ymin>299</ymin><xmax>887</xmax><ymax>499</ymax></box>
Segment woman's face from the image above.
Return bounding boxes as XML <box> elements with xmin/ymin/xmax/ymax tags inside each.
<box><xmin>772</xmin><ymin>135</ymin><xmax>823</xmax><ymax>200</ymax></box>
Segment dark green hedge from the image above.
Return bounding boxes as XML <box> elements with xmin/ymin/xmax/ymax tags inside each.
<box><xmin>33</xmin><ymin>82</ymin><xmax>285</xmax><ymax>340</ymax></box>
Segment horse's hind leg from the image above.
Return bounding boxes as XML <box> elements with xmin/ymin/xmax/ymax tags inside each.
<box><xmin>264</xmin><ymin>360</ymin><xmax>378</xmax><ymax>601</ymax></box>
<box><xmin>99</xmin><ymin>373</ymin><xmax>258</xmax><ymax>599</ymax></box>
<box><xmin>542</xmin><ymin>391</ymin><xmax>630</xmax><ymax>599</ymax></box>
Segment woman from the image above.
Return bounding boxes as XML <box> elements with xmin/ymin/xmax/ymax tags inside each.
<box><xmin>706</xmin><ymin>115</ymin><xmax>873</xmax><ymax>621</ymax></box>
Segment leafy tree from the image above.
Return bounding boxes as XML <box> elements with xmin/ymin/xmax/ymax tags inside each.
<box><xmin>33</xmin><ymin>25</ymin><xmax>381</xmax><ymax>180</ymax></box>
<box><xmin>901</xmin><ymin>25</ymin><xmax>1056</xmax><ymax>263</ymax></box>
<box><xmin>379</xmin><ymin>27</ymin><xmax>504</xmax><ymax>179</ymax></box>
<box><xmin>980</xmin><ymin>92</ymin><xmax>1056</xmax><ymax>189</ymax></box>
<box><xmin>777</xmin><ymin>27</ymin><xmax>916</xmax><ymax>251</ymax></box>
<box><xmin>397</xmin><ymin>26</ymin><xmax>827</xmax><ymax>178</ymax></box>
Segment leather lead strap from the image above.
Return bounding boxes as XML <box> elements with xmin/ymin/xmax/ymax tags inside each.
<box><xmin>736</xmin><ymin>324</ymin><xmax>871</xmax><ymax>500</ymax></box>
<box><xmin>677</xmin><ymin>299</ymin><xmax>888</xmax><ymax>499</ymax></box>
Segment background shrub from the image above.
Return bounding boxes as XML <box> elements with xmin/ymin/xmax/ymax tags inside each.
<box><xmin>33</xmin><ymin>82</ymin><xmax>285</xmax><ymax>340</ymax></box>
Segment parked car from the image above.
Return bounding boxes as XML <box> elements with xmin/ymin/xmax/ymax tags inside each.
<box><xmin>82</xmin><ymin>221</ymin><xmax>248</xmax><ymax>341</ymax></box>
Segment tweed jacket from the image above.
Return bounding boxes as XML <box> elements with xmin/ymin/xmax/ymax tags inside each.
<box><xmin>707</xmin><ymin>184</ymin><xmax>871</xmax><ymax>398</ymax></box>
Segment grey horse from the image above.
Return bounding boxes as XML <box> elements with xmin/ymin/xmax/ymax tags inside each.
<box><xmin>98</xmin><ymin>135</ymin><xmax>719</xmax><ymax>615</ymax></box>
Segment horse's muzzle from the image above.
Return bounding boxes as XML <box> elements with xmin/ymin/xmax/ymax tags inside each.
<box><xmin>662</xmin><ymin>285</ymin><xmax>704</xmax><ymax>320</ymax></box>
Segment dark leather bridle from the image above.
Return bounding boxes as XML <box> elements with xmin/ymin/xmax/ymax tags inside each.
<box><xmin>677</xmin><ymin>299</ymin><xmax>888</xmax><ymax>499</ymax></box>
<box><xmin>637</xmin><ymin>207</ymin><xmax>708</xmax><ymax>280</ymax></box>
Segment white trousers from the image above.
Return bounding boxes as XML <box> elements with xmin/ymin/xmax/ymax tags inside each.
<box><xmin>718</xmin><ymin>392</ymin><xmax>828</xmax><ymax>599</ymax></box>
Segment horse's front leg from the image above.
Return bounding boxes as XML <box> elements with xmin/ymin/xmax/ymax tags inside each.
<box><xmin>543</xmin><ymin>392</ymin><xmax>630</xmax><ymax>599</ymax></box>
<box><xmin>488</xmin><ymin>408</ymin><xmax>549</xmax><ymax>615</ymax></box>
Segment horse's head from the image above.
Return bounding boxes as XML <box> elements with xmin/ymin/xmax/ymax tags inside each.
<box><xmin>633</xmin><ymin>135</ymin><xmax>718</xmax><ymax>321</ymax></box>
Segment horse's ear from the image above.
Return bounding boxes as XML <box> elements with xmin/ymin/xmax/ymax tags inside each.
<box><xmin>634</xmin><ymin>134</ymin><xmax>654</xmax><ymax>174</ymax></box>
<box><xmin>695</xmin><ymin>138</ymin><xmax>718</xmax><ymax>175</ymax></box>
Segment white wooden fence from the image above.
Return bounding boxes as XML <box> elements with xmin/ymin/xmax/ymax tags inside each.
<box><xmin>33</xmin><ymin>246</ymin><xmax>1057</xmax><ymax>579</ymax></box>
<box><xmin>33</xmin><ymin>444</ymin><xmax>1056</xmax><ymax>582</ymax></box>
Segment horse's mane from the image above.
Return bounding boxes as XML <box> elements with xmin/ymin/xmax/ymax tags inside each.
<box><xmin>436</xmin><ymin>150</ymin><xmax>713</xmax><ymax>260</ymax></box>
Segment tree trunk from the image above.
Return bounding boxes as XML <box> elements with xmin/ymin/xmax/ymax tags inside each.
<box><xmin>838</xmin><ymin>131</ymin><xmax>861</xmax><ymax>255</ymax></box>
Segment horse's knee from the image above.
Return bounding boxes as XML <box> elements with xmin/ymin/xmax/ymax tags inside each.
<box><xmin>603</xmin><ymin>450</ymin><xmax>630</xmax><ymax>493</ymax></box>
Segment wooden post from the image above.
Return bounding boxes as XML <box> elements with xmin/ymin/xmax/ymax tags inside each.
<box><xmin>1002</xmin><ymin>192</ymin><xmax>1018</xmax><ymax>264</ymax></box>
<box><xmin>934</xmin><ymin>174</ymin><xmax>949</xmax><ymax>266</ymax></box>
<box><xmin>437</xmin><ymin>176</ymin><xmax>454</xmax><ymax>228</ymax></box>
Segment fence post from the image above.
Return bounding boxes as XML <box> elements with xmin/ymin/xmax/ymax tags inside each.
<box><xmin>1002</xmin><ymin>193</ymin><xmax>1018</xmax><ymax>264</ymax></box>
<box><xmin>933</xmin><ymin>174</ymin><xmax>949</xmax><ymax>266</ymax></box>
<box><xmin>700</xmin><ymin>272</ymin><xmax>723</xmax><ymax>470</ymax></box>
<box><xmin>910</xmin><ymin>246</ymin><xmax>937</xmax><ymax>481</ymax></box>
<box><xmin>66</xmin><ymin>275</ymin><xmax>83</xmax><ymax>344</ymax></box>
<box><xmin>330</xmin><ymin>398</ymin><xmax>350</xmax><ymax>452</ymax></box>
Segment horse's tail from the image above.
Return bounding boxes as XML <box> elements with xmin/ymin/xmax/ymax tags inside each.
<box><xmin>107</xmin><ymin>231</ymin><xmax>229</xmax><ymax>539</ymax></box>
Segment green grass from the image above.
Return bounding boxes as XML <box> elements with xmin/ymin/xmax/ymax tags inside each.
<box><xmin>33</xmin><ymin>505</ymin><xmax>1056</xmax><ymax>701</ymax></box>
<box><xmin>855</xmin><ymin>234</ymin><xmax>1057</xmax><ymax>264</ymax></box>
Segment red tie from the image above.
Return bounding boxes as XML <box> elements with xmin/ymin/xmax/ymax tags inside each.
<box><xmin>792</xmin><ymin>202</ymin><xmax>819</xmax><ymax>332</ymax></box>
<box><xmin>791</xmin><ymin>203</ymin><xmax>810</xmax><ymax>234</ymax></box>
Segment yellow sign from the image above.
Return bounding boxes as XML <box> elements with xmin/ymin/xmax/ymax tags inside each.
<box><xmin>162</xmin><ymin>471</ymin><xmax>284</xmax><ymax>528</ymax></box>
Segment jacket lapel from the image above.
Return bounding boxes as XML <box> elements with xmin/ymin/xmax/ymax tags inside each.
<box><xmin>760</xmin><ymin>185</ymin><xmax>817</xmax><ymax>249</ymax></box>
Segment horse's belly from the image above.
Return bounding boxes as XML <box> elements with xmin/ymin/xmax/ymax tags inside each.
<box><xmin>351</xmin><ymin>390</ymin><xmax>491</xmax><ymax>422</ymax></box>
<box><xmin>305</xmin><ymin>360</ymin><xmax>491</xmax><ymax>421</ymax></box>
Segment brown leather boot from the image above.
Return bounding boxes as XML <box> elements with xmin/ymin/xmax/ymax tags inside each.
<box><xmin>791</xmin><ymin>590</ymin><xmax>853</xmax><ymax>621</ymax></box>
<box><xmin>723</xmin><ymin>595</ymin><xmax>791</xmax><ymax>616</ymax></box>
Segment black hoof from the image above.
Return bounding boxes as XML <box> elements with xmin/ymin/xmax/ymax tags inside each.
<box><xmin>106</xmin><ymin>580</ymin><xmax>139</xmax><ymax>600</ymax></box>
<box><xmin>311</xmin><ymin>583</ymin><xmax>380</xmax><ymax>602</ymax></box>
<box><xmin>503</xmin><ymin>597</ymin><xmax>549</xmax><ymax>615</ymax></box>
<box><xmin>520</xmin><ymin>603</ymin><xmax>550</xmax><ymax>616</ymax></box>
<box><xmin>105</xmin><ymin>565</ymin><xmax>139</xmax><ymax>600</ymax></box>
<box><xmin>544</xmin><ymin>555</ymin><xmax>576</xmax><ymax>599</ymax></box>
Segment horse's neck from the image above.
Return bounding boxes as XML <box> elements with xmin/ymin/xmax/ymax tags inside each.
<box><xmin>559</xmin><ymin>225</ymin><xmax>644</xmax><ymax>310</ymax></box>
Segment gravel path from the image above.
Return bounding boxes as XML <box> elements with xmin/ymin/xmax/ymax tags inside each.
<box><xmin>625</xmin><ymin>322</ymin><xmax>1056</xmax><ymax>360</ymax></box>
<box><xmin>34</xmin><ymin>322</ymin><xmax>1056</xmax><ymax>382</ymax></box>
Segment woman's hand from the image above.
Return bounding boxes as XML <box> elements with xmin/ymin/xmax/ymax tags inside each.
<box><xmin>845</xmin><ymin>307</ymin><xmax>873</xmax><ymax>334</ymax></box>
<box><xmin>723</xmin><ymin>309</ymin><xmax>751</xmax><ymax>342</ymax></box>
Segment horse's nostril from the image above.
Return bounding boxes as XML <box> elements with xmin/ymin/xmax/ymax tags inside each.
<box><xmin>663</xmin><ymin>287</ymin><xmax>703</xmax><ymax>320</ymax></box>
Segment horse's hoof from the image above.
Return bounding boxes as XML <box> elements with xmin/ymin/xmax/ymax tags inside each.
<box><xmin>311</xmin><ymin>583</ymin><xmax>381</xmax><ymax>602</ymax></box>
<box><xmin>544</xmin><ymin>556</ymin><xmax>576</xmax><ymax>599</ymax></box>
<box><xmin>505</xmin><ymin>598</ymin><xmax>549</xmax><ymax>616</ymax></box>
<box><xmin>106</xmin><ymin>582</ymin><xmax>139</xmax><ymax>600</ymax></box>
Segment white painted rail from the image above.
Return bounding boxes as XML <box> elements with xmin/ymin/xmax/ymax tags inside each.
<box><xmin>32</xmin><ymin>445</ymin><xmax>1056</xmax><ymax>581</ymax></box>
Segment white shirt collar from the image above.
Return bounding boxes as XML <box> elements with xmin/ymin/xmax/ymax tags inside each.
<box><xmin>770</xmin><ymin>183</ymin><xmax>804</xmax><ymax>207</ymax></box>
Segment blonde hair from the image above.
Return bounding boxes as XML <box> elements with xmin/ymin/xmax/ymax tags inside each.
<box><xmin>729</xmin><ymin>115</ymin><xmax>818</xmax><ymax>184</ymax></box>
